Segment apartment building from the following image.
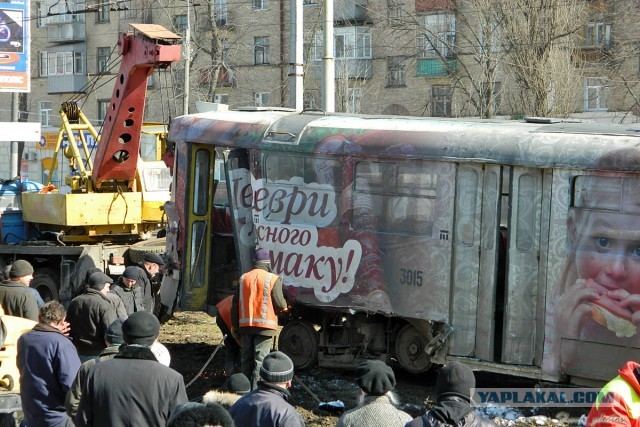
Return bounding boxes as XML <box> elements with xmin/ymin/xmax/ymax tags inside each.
<box><xmin>0</xmin><ymin>0</ymin><xmax>638</xmax><ymax>182</ymax></box>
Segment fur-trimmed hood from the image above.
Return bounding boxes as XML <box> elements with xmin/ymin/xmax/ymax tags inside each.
<box><xmin>202</xmin><ymin>390</ymin><xmax>241</xmax><ymax>409</ymax></box>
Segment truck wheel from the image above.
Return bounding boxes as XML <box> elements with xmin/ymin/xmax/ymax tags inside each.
<box><xmin>395</xmin><ymin>323</ymin><xmax>432</xmax><ymax>374</ymax></box>
<box><xmin>278</xmin><ymin>320</ymin><xmax>319</xmax><ymax>371</ymax></box>
<box><xmin>128</xmin><ymin>237</ymin><xmax>166</xmax><ymax>264</ymax></box>
<box><xmin>31</xmin><ymin>269</ymin><xmax>59</xmax><ymax>302</ymax></box>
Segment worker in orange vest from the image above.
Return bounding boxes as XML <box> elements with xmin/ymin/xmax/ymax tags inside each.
<box><xmin>231</xmin><ymin>248</ymin><xmax>288</xmax><ymax>390</ymax></box>
<box><xmin>215</xmin><ymin>295</ymin><xmax>241</xmax><ymax>376</ymax></box>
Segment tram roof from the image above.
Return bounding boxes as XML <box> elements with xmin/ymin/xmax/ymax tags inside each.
<box><xmin>169</xmin><ymin>110</ymin><xmax>640</xmax><ymax>171</ymax></box>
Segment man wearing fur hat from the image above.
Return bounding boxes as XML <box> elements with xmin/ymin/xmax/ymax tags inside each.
<box><xmin>406</xmin><ymin>362</ymin><xmax>496</xmax><ymax>427</ymax></box>
<box><xmin>229</xmin><ymin>351</ymin><xmax>304</xmax><ymax>427</ymax></box>
<box><xmin>231</xmin><ymin>248</ymin><xmax>288</xmax><ymax>389</ymax></box>
<box><xmin>337</xmin><ymin>360</ymin><xmax>411</xmax><ymax>427</ymax></box>
<box><xmin>67</xmin><ymin>272</ymin><xmax>118</xmax><ymax>362</ymax></box>
<box><xmin>76</xmin><ymin>311</ymin><xmax>188</xmax><ymax>426</ymax></box>
<box><xmin>110</xmin><ymin>265</ymin><xmax>146</xmax><ymax>315</ymax></box>
<box><xmin>0</xmin><ymin>259</ymin><xmax>38</xmax><ymax>321</ymax></box>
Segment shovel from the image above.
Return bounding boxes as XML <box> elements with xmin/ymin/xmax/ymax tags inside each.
<box><xmin>294</xmin><ymin>375</ymin><xmax>345</xmax><ymax>415</ymax></box>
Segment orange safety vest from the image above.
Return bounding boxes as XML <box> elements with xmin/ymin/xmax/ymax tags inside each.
<box><xmin>238</xmin><ymin>269</ymin><xmax>279</xmax><ymax>331</ymax></box>
<box><xmin>215</xmin><ymin>295</ymin><xmax>234</xmax><ymax>330</ymax></box>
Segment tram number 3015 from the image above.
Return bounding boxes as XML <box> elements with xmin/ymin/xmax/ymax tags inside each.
<box><xmin>400</xmin><ymin>269</ymin><xmax>423</xmax><ymax>287</ymax></box>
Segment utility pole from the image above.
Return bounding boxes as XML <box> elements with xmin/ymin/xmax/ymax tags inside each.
<box><xmin>289</xmin><ymin>0</ymin><xmax>303</xmax><ymax>110</ymax></box>
<box><xmin>183</xmin><ymin>0</ymin><xmax>191</xmax><ymax>115</ymax></box>
<box><xmin>10</xmin><ymin>93</ymin><xmax>18</xmax><ymax>178</ymax></box>
<box><xmin>322</xmin><ymin>0</ymin><xmax>334</xmax><ymax>112</ymax></box>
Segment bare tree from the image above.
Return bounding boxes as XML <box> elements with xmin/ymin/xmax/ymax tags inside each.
<box><xmin>495</xmin><ymin>0</ymin><xmax>586</xmax><ymax>117</ymax></box>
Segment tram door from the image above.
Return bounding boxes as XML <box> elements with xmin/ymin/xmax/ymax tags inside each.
<box><xmin>449</xmin><ymin>164</ymin><xmax>502</xmax><ymax>361</ymax></box>
<box><xmin>502</xmin><ymin>167</ymin><xmax>545</xmax><ymax>365</ymax></box>
<box><xmin>179</xmin><ymin>143</ymin><xmax>215</xmax><ymax>311</ymax></box>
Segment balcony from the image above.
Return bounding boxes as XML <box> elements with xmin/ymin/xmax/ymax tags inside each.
<box><xmin>309</xmin><ymin>58</ymin><xmax>372</xmax><ymax>80</ymax></box>
<box><xmin>47</xmin><ymin>19</ymin><xmax>85</xmax><ymax>43</ymax></box>
<box><xmin>334</xmin><ymin>0</ymin><xmax>366</xmax><ymax>22</ymax></box>
<box><xmin>416</xmin><ymin>58</ymin><xmax>456</xmax><ymax>77</ymax></box>
<box><xmin>47</xmin><ymin>74</ymin><xmax>87</xmax><ymax>93</ymax></box>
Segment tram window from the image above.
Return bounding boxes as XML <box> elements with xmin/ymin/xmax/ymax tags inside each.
<box><xmin>516</xmin><ymin>174</ymin><xmax>535</xmax><ymax>251</ymax></box>
<box><xmin>193</xmin><ymin>149</ymin><xmax>211</xmax><ymax>216</ymax></box>
<box><xmin>189</xmin><ymin>220</ymin><xmax>207</xmax><ymax>288</ymax></box>
<box><xmin>573</xmin><ymin>175</ymin><xmax>640</xmax><ymax>213</ymax></box>
<box><xmin>353</xmin><ymin>160</ymin><xmax>437</xmax><ymax>236</ymax></box>
<box><xmin>265</xmin><ymin>155</ymin><xmax>303</xmax><ymax>182</ymax></box>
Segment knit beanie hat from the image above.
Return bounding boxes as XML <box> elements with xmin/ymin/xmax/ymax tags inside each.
<box><xmin>104</xmin><ymin>319</ymin><xmax>124</xmax><ymax>344</ymax></box>
<box><xmin>9</xmin><ymin>260</ymin><xmax>33</xmax><ymax>278</ymax></box>
<box><xmin>227</xmin><ymin>373</ymin><xmax>251</xmax><ymax>395</ymax></box>
<box><xmin>122</xmin><ymin>266</ymin><xmax>140</xmax><ymax>280</ymax></box>
<box><xmin>436</xmin><ymin>362</ymin><xmax>475</xmax><ymax>401</ymax></box>
<box><xmin>143</xmin><ymin>253</ymin><xmax>165</xmax><ymax>266</ymax></box>
<box><xmin>259</xmin><ymin>351</ymin><xmax>294</xmax><ymax>383</ymax></box>
<box><xmin>356</xmin><ymin>360</ymin><xmax>396</xmax><ymax>396</ymax></box>
<box><xmin>87</xmin><ymin>272</ymin><xmax>113</xmax><ymax>291</ymax></box>
<box><xmin>253</xmin><ymin>248</ymin><xmax>270</xmax><ymax>263</ymax></box>
<box><xmin>122</xmin><ymin>311</ymin><xmax>160</xmax><ymax>346</ymax></box>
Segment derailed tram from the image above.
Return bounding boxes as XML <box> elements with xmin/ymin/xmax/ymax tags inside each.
<box><xmin>159</xmin><ymin>109</ymin><xmax>640</xmax><ymax>385</ymax></box>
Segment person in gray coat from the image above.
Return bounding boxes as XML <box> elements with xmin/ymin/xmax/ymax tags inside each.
<box><xmin>0</xmin><ymin>260</ymin><xmax>38</xmax><ymax>321</ymax></box>
<box><xmin>110</xmin><ymin>266</ymin><xmax>145</xmax><ymax>315</ymax></box>
<box><xmin>337</xmin><ymin>360</ymin><xmax>411</xmax><ymax>427</ymax></box>
<box><xmin>76</xmin><ymin>311</ymin><xmax>188</xmax><ymax>427</ymax></box>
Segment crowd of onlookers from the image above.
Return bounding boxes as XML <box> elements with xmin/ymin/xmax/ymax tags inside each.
<box><xmin>4</xmin><ymin>250</ymin><xmax>639</xmax><ymax>426</ymax></box>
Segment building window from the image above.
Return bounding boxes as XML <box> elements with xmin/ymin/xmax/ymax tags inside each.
<box><xmin>36</xmin><ymin>2</ymin><xmax>47</xmax><ymax>27</ymax></box>
<box><xmin>584</xmin><ymin>20</ymin><xmax>611</xmax><ymax>49</ymax></box>
<box><xmin>347</xmin><ymin>88</ymin><xmax>362</xmax><ymax>113</ymax></box>
<box><xmin>39</xmin><ymin>52</ymin><xmax>48</xmax><ymax>77</ymax></box>
<box><xmin>255</xmin><ymin>92</ymin><xmax>269</xmax><ymax>107</ymax></box>
<box><xmin>303</xmin><ymin>90</ymin><xmax>319</xmax><ymax>109</ymax></box>
<box><xmin>585</xmin><ymin>77</ymin><xmax>607</xmax><ymax>112</ymax></box>
<box><xmin>431</xmin><ymin>85</ymin><xmax>452</xmax><ymax>117</ymax></box>
<box><xmin>254</xmin><ymin>37</ymin><xmax>269</xmax><ymax>65</ymax></box>
<box><xmin>492</xmin><ymin>81</ymin><xmax>502</xmax><ymax>115</ymax></box>
<box><xmin>387</xmin><ymin>0</ymin><xmax>405</xmax><ymax>20</ymax></box>
<box><xmin>214</xmin><ymin>93</ymin><xmax>229</xmax><ymax>104</ymax></box>
<box><xmin>173</xmin><ymin>14</ymin><xmax>187</xmax><ymax>35</ymax></box>
<box><xmin>417</xmin><ymin>14</ymin><xmax>456</xmax><ymax>59</ymax></box>
<box><xmin>214</xmin><ymin>0</ymin><xmax>228</xmax><ymax>26</ymax></box>
<box><xmin>40</xmin><ymin>101</ymin><xmax>52</xmax><ymax>126</ymax></box>
<box><xmin>45</xmin><ymin>51</ymin><xmax>84</xmax><ymax>76</ymax></box>
<box><xmin>97</xmin><ymin>100</ymin><xmax>110</xmax><ymax>123</ymax></box>
<box><xmin>303</xmin><ymin>0</ymin><xmax>318</xmax><ymax>5</ymax></box>
<box><xmin>96</xmin><ymin>2</ymin><xmax>110</xmax><ymax>23</ymax></box>
<box><xmin>387</xmin><ymin>56</ymin><xmax>406</xmax><ymax>87</ymax></box>
<box><xmin>314</xmin><ymin>27</ymin><xmax>372</xmax><ymax>61</ymax></box>
<box><xmin>97</xmin><ymin>47</ymin><xmax>110</xmax><ymax>74</ymax></box>
<box><xmin>252</xmin><ymin>0</ymin><xmax>267</xmax><ymax>10</ymax></box>
<box><xmin>121</xmin><ymin>0</ymin><xmax>135</xmax><ymax>19</ymax></box>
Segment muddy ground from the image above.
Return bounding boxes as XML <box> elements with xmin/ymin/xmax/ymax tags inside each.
<box><xmin>160</xmin><ymin>311</ymin><xmax>588</xmax><ymax>427</ymax></box>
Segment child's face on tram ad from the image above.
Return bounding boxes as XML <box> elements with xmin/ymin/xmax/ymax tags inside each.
<box><xmin>571</xmin><ymin>176</ymin><xmax>640</xmax><ymax>297</ymax></box>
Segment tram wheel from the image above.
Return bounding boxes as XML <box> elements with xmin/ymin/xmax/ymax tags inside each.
<box><xmin>278</xmin><ymin>320</ymin><xmax>319</xmax><ymax>371</ymax></box>
<box><xmin>395</xmin><ymin>323</ymin><xmax>432</xmax><ymax>374</ymax></box>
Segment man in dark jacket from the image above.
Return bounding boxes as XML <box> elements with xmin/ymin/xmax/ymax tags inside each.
<box><xmin>17</xmin><ymin>301</ymin><xmax>81</xmax><ymax>427</ymax></box>
<box><xmin>76</xmin><ymin>311</ymin><xmax>188</xmax><ymax>427</ymax></box>
<box><xmin>65</xmin><ymin>319</ymin><xmax>124</xmax><ymax>421</ymax></box>
<box><xmin>110</xmin><ymin>265</ymin><xmax>146</xmax><ymax>315</ymax></box>
<box><xmin>229</xmin><ymin>351</ymin><xmax>304</xmax><ymax>427</ymax></box>
<box><xmin>66</xmin><ymin>272</ymin><xmax>118</xmax><ymax>362</ymax></box>
<box><xmin>405</xmin><ymin>362</ymin><xmax>497</xmax><ymax>427</ymax></box>
<box><xmin>138</xmin><ymin>252</ymin><xmax>164</xmax><ymax>313</ymax></box>
<box><xmin>0</xmin><ymin>259</ymin><xmax>38</xmax><ymax>321</ymax></box>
